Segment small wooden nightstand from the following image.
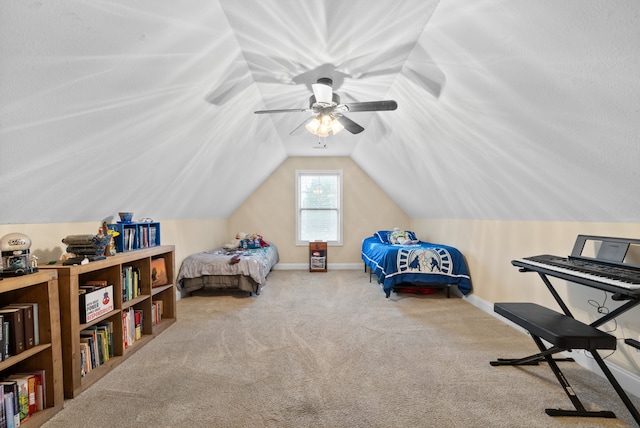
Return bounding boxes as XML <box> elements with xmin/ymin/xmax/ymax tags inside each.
<box><xmin>309</xmin><ymin>241</ymin><xmax>327</xmax><ymax>272</ymax></box>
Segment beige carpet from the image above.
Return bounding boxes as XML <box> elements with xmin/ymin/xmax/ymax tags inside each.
<box><xmin>43</xmin><ymin>270</ymin><xmax>639</xmax><ymax>427</ymax></box>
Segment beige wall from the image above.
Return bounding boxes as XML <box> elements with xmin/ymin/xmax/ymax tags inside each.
<box><xmin>411</xmin><ymin>218</ymin><xmax>640</xmax><ymax>374</ymax></box>
<box><xmin>3</xmin><ymin>178</ymin><xmax>640</xmax><ymax>384</ymax></box>
<box><xmin>228</xmin><ymin>157</ymin><xmax>409</xmax><ymax>265</ymax></box>
<box><xmin>0</xmin><ymin>218</ymin><xmax>228</xmax><ymax>292</ymax></box>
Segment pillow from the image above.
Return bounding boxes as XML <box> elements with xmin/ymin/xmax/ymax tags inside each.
<box><xmin>374</xmin><ymin>230</ymin><xmax>392</xmax><ymax>244</ymax></box>
<box><xmin>239</xmin><ymin>238</ymin><xmax>262</xmax><ymax>249</ymax></box>
<box><xmin>374</xmin><ymin>230</ymin><xmax>419</xmax><ymax>244</ymax></box>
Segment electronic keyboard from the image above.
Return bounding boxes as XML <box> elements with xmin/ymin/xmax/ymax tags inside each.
<box><xmin>513</xmin><ymin>255</ymin><xmax>640</xmax><ymax>297</ymax></box>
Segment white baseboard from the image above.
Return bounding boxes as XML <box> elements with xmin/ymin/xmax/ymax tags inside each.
<box><xmin>272</xmin><ymin>263</ymin><xmax>363</xmax><ymax>270</ymax></box>
<box><xmin>465</xmin><ymin>294</ymin><xmax>640</xmax><ymax>399</ymax></box>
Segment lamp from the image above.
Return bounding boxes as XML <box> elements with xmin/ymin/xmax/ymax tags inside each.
<box><xmin>305</xmin><ymin>114</ymin><xmax>344</xmax><ymax>137</ymax></box>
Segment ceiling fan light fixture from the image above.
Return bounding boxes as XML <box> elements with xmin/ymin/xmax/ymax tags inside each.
<box><xmin>255</xmin><ymin>77</ymin><xmax>396</xmax><ymax>137</ymax></box>
<box><xmin>330</xmin><ymin>117</ymin><xmax>344</xmax><ymax>135</ymax></box>
<box><xmin>305</xmin><ymin>114</ymin><xmax>343</xmax><ymax>137</ymax></box>
<box><xmin>305</xmin><ymin>117</ymin><xmax>321</xmax><ymax>134</ymax></box>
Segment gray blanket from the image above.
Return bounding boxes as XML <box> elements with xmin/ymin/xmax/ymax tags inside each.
<box><xmin>177</xmin><ymin>244</ymin><xmax>279</xmax><ymax>293</ymax></box>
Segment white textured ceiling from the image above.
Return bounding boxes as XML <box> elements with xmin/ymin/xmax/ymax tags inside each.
<box><xmin>1</xmin><ymin>0</ymin><xmax>639</xmax><ymax>223</ymax></box>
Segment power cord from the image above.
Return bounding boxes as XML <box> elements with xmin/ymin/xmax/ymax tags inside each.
<box><xmin>588</xmin><ymin>291</ymin><xmax>617</xmax><ymax>333</ymax></box>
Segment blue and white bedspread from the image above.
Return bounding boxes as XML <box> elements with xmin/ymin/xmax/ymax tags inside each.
<box><xmin>361</xmin><ymin>236</ymin><xmax>472</xmax><ymax>297</ymax></box>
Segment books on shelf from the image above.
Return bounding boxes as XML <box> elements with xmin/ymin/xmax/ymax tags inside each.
<box><xmin>0</xmin><ymin>303</ymin><xmax>41</xmax><ymax>358</ymax></box>
<box><xmin>0</xmin><ymin>308</ymin><xmax>24</xmax><ymax>357</ymax></box>
<box><xmin>3</xmin><ymin>304</ymin><xmax>36</xmax><ymax>350</ymax></box>
<box><xmin>1</xmin><ymin>370</ymin><xmax>47</xmax><ymax>424</ymax></box>
<box><xmin>151</xmin><ymin>300</ymin><xmax>163</xmax><ymax>325</ymax></box>
<box><xmin>79</xmin><ymin>322</ymin><xmax>113</xmax><ymax>375</ymax></box>
<box><xmin>0</xmin><ymin>380</ymin><xmax>19</xmax><ymax>428</ymax></box>
<box><xmin>108</xmin><ymin>222</ymin><xmax>161</xmax><ymax>252</ymax></box>
<box><xmin>122</xmin><ymin>266</ymin><xmax>141</xmax><ymax>303</ymax></box>
<box><xmin>122</xmin><ymin>307</ymin><xmax>145</xmax><ymax>349</ymax></box>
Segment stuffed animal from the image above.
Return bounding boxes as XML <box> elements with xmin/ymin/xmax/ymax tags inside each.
<box><xmin>390</xmin><ymin>227</ymin><xmax>418</xmax><ymax>245</ymax></box>
<box><xmin>223</xmin><ymin>232</ymin><xmax>248</xmax><ymax>249</ymax></box>
<box><xmin>248</xmin><ymin>233</ymin><xmax>270</xmax><ymax>247</ymax></box>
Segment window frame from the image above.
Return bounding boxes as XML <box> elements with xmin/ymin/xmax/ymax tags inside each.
<box><xmin>295</xmin><ymin>169</ymin><xmax>343</xmax><ymax>246</ymax></box>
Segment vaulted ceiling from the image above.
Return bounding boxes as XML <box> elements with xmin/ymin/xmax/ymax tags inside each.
<box><xmin>2</xmin><ymin>1</ymin><xmax>639</xmax><ymax>224</ymax></box>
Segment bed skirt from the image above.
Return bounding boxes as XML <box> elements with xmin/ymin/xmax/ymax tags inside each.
<box><xmin>182</xmin><ymin>274</ymin><xmax>260</xmax><ymax>295</ymax></box>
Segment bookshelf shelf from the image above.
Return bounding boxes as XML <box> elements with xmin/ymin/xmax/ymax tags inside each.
<box><xmin>0</xmin><ymin>270</ymin><xmax>64</xmax><ymax>427</ymax></box>
<box><xmin>40</xmin><ymin>245</ymin><xmax>176</xmax><ymax>399</ymax></box>
<box><xmin>107</xmin><ymin>222</ymin><xmax>161</xmax><ymax>252</ymax></box>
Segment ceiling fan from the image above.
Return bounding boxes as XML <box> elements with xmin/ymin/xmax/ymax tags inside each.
<box><xmin>254</xmin><ymin>78</ymin><xmax>397</xmax><ymax>137</ymax></box>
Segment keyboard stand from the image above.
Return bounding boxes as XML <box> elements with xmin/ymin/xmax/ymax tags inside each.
<box><xmin>493</xmin><ymin>267</ymin><xmax>640</xmax><ymax>425</ymax></box>
<box><xmin>491</xmin><ymin>303</ymin><xmax>621</xmax><ymax>419</ymax></box>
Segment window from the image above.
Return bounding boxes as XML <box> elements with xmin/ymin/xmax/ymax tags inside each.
<box><xmin>296</xmin><ymin>170</ymin><xmax>343</xmax><ymax>245</ymax></box>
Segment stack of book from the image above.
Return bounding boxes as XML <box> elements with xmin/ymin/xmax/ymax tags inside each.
<box><xmin>79</xmin><ymin>321</ymin><xmax>114</xmax><ymax>377</ymax></box>
<box><xmin>122</xmin><ymin>308</ymin><xmax>144</xmax><ymax>349</ymax></box>
<box><xmin>0</xmin><ymin>303</ymin><xmax>39</xmax><ymax>360</ymax></box>
<box><xmin>151</xmin><ymin>300</ymin><xmax>164</xmax><ymax>325</ymax></box>
<box><xmin>0</xmin><ymin>370</ymin><xmax>46</xmax><ymax>426</ymax></box>
<box><xmin>122</xmin><ymin>266</ymin><xmax>141</xmax><ymax>302</ymax></box>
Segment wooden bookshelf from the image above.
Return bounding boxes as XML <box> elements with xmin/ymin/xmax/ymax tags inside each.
<box><xmin>40</xmin><ymin>245</ymin><xmax>176</xmax><ymax>399</ymax></box>
<box><xmin>0</xmin><ymin>270</ymin><xmax>64</xmax><ymax>427</ymax></box>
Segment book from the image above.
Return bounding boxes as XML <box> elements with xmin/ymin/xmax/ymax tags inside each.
<box><xmin>0</xmin><ymin>380</ymin><xmax>19</xmax><ymax>428</ymax></box>
<box><xmin>18</xmin><ymin>303</ymin><xmax>39</xmax><ymax>346</ymax></box>
<box><xmin>122</xmin><ymin>311</ymin><xmax>129</xmax><ymax>349</ymax></box>
<box><xmin>27</xmin><ymin>370</ymin><xmax>46</xmax><ymax>411</ymax></box>
<box><xmin>97</xmin><ymin>321</ymin><xmax>114</xmax><ymax>358</ymax></box>
<box><xmin>79</xmin><ymin>340</ymin><xmax>92</xmax><ymax>376</ymax></box>
<box><xmin>83</xmin><ymin>280</ymin><xmax>108</xmax><ymax>287</ymax></box>
<box><xmin>0</xmin><ymin>392</ymin><xmax>5</xmax><ymax>428</ymax></box>
<box><xmin>133</xmin><ymin>267</ymin><xmax>140</xmax><ymax>298</ymax></box>
<box><xmin>122</xmin><ymin>266</ymin><xmax>133</xmax><ymax>302</ymax></box>
<box><xmin>4</xmin><ymin>304</ymin><xmax>35</xmax><ymax>350</ymax></box>
<box><xmin>3</xmin><ymin>391</ymin><xmax>15</xmax><ymax>428</ymax></box>
<box><xmin>0</xmin><ymin>314</ymin><xmax>4</xmax><ymax>361</ymax></box>
<box><xmin>151</xmin><ymin>258</ymin><xmax>168</xmax><ymax>287</ymax></box>
<box><xmin>5</xmin><ymin>375</ymin><xmax>29</xmax><ymax>422</ymax></box>
<box><xmin>10</xmin><ymin>374</ymin><xmax>37</xmax><ymax>416</ymax></box>
<box><xmin>152</xmin><ymin>300</ymin><xmax>164</xmax><ymax>324</ymax></box>
<box><xmin>80</xmin><ymin>329</ymin><xmax>98</xmax><ymax>369</ymax></box>
<box><xmin>134</xmin><ymin>310</ymin><xmax>143</xmax><ymax>340</ymax></box>
<box><xmin>0</xmin><ymin>308</ymin><xmax>25</xmax><ymax>356</ymax></box>
<box><xmin>78</xmin><ymin>285</ymin><xmax>114</xmax><ymax>324</ymax></box>
<box><xmin>2</xmin><ymin>322</ymin><xmax>9</xmax><ymax>360</ymax></box>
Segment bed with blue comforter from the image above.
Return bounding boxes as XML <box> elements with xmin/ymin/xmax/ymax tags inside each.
<box><xmin>361</xmin><ymin>233</ymin><xmax>472</xmax><ymax>298</ymax></box>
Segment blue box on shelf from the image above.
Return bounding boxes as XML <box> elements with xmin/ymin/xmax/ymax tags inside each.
<box><xmin>108</xmin><ymin>222</ymin><xmax>161</xmax><ymax>252</ymax></box>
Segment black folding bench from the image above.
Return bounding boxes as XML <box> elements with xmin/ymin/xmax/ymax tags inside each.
<box><xmin>490</xmin><ymin>302</ymin><xmax>635</xmax><ymax>420</ymax></box>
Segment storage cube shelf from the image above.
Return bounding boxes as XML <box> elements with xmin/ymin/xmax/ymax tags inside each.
<box><xmin>107</xmin><ymin>222</ymin><xmax>161</xmax><ymax>252</ymax></box>
<box><xmin>40</xmin><ymin>245</ymin><xmax>176</xmax><ymax>399</ymax></box>
<box><xmin>309</xmin><ymin>241</ymin><xmax>327</xmax><ymax>272</ymax></box>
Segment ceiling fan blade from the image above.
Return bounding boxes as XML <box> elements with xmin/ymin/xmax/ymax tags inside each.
<box><xmin>338</xmin><ymin>100</ymin><xmax>398</xmax><ymax>113</ymax></box>
<box><xmin>254</xmin><ymin>108</ymin><xmax>310</xmax><ymax>114</ymax></box>
<box><xmin>343</xmin><ymin>100</ymin><xmax>398</xmax><ymax>112</ymax></box>
<box><xmin>311</xmin><ymin>78</ymin><xmax>333</xmax><ymax>104</ymax></box>
<box><xmin>289</xmin><ymin>116</ymin><xmax>315</xmax><ymax>135</ymax></box>
<box><xmin>336</xmin><ymin>115</ymin><xmax>365</xmax><ymax>134</ymax></box>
